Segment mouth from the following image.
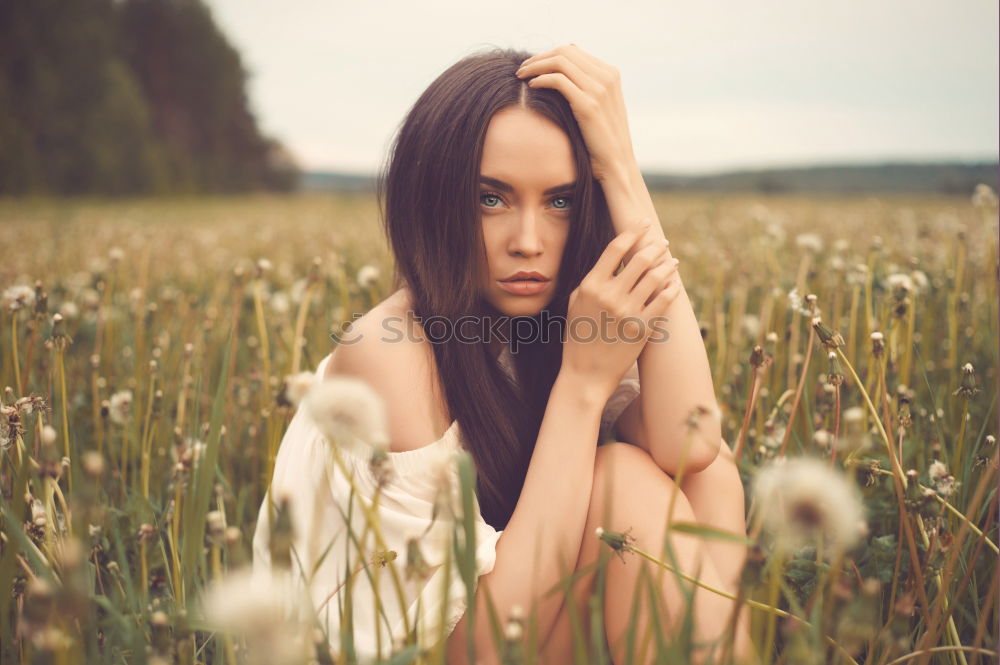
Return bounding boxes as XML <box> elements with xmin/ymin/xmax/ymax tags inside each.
<box><xmin>499</xmin><ymin>271</ymin><xmax>550</xmax><ymax>282</ymax></box>
<box><xmin>496</xmin><ymin>277</ymin><xmax>551</xmax><ymax>296</ymax></box>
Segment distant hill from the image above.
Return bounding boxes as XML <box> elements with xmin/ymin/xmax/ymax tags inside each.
<box><xmin>301</xmin><ymin>161</ymin><xmax>997</xmax><ymax>195</ymax></box>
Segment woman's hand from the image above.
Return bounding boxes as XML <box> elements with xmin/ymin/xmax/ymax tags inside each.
<box><xmin>515</xmin><ymin>44</ymin><xmax>637</xmax><ymax>186</ymax></box>
<box><xmin>561</xmin><ymin>225</ymin><xmax>682</xmax><ymax>401</ymax></box>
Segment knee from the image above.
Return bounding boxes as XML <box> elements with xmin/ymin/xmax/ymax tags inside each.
<box><xmin>592</xmin><ymin>441</ymin><xmax>684</xmax><ymax>509</ymax></box>
<box><xmin>716</xmin><ymin>437</ymin><xmax>736</xmax><ymax>464</ymax></box>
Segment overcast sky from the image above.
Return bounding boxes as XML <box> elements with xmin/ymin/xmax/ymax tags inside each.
<box><xmin>204</xmin><ymin>0</ymin><xmax>998</xmax><ymax>174</ymax></box>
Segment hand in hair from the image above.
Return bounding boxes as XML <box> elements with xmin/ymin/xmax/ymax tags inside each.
<box><xmin>515</xmin><ymin>43</ymin><xmax>636</xmax><ymax>187</ymax></box>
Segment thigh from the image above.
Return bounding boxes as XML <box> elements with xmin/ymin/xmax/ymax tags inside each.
<box><xmin>535</xmin><ymin>441</ymin><xmax>657</xmax><ymax>663</ymax></box>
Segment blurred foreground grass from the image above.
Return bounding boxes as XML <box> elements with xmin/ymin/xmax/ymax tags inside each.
<box><xmin>0</xmin><ymin>191</ymin><xmax>997</xmax><ymax>664</ymax></box>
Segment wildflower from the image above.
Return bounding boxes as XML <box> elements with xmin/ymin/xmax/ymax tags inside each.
<box><xmin>370</xmin><ymin>549</ymin><xmax>398</xmax><ymax>568</ymax></box>
<box><xmin>277</xmin><ymin>371</ymin><xmax>315</xmax><ymax>409</ymax></box>
<box><xmin>741</xmin><ymin>314</ymin><xmax>760</xmax><ymax>340</ymax></box>
<box><xmin>357</xmin><ymin>264</ymin><xmax>380</xmax><ymax>289</ymax></box>
<box><xmin>827</xmin><ymin>350</ymin><xmax>844</xmax><ymax>386</ymax></box>
<box><xmin>200</xmin><ymin>568</ymin><xmax>313</xmax><ymax>665</ymax></box>
<box><xmin>81</xmin><ymin>451</ymin><xmax>105</xmax><ymax>478</ymax></box>
<box><xmin>40</xmin><ymin>426</ymin><xmax>57</xmax><ymax>446</ymax></box>
<box><xmin>108</xmin><ymin>390</ymin><xmax>133</xmax><ymax>425</ymax></box>
<box><xmin>794</xmin><ymin>233</ymin><xmax>823</xmax><ymax>254</ymax></box>
<box><xmin>812</xmin><ymin>317</ymin><xmax>845</xmax><ymax>349</ymax></box>
<box><xmin>752</xmin><ymin>456</ymin><xmax>867</xmax><ymax>555</ymax></box>
<box><xmin>427</xmin><ymin>449</ymin><xmax>462</xmax><ymax>522</ymax></box>
<box><xmin>108</xmin><ymin>247</ymin><xmax>125</xmax><ymax>264</ymax></box>
<box><xmin>368</xmin><ymin>447</ymin><xmax>394</xmax><ymax>488</ymax></box>
<box><xmin>58</xmin><ymin>301</ymin><xmax>80</xmax><ymax>320</ymax></box>
<box><xmin>971</xmin><ymin>183</ymin><xmax>998</xmax><ymax>209</ymax></box>
<box><xmin>304</xmin><ymin>375</ymin><xmax>390</xmax><ymax>451</ymax></box>
<box><xmin>870</xmin><ymin>331</ymin><xmax>884</xmax><ymax>357</ymax></box>
<box><xmin>846</xmin><ymin>263</ymin><xmax>869</xmax><ymax>287</ymax></box>
<box><xmin>927</xmin><ymin>460</ymin><xmax>960</xmax><ymax>498</ymax></box>
<box><xmin>787</xmin><ymin>287</ymin><xmax>811</xmax><ymax>317</ymax></box>
<box><xmin>595</xmin><ymin>526</ymin><xmax>637</xmax><ymax>563</ymax></box>
<box><xmin>404</xmin><ymin>536</ymin><xmax>433</xmax><ymax>583</ymax></box>
<box><xmin>909</xmin><ymin>270</ymin><xmax>929</xmax><ymax>293</ymax></box>
<box><xmin>813</xmin><ymin>429</ymin><xmax>833</xmax><ymax>450</ymax></box>
<box><xmin>749</xmin><ymin>345</ymin><xmax>766</xmax><ymax>369</ymax></box>
<box><xmin>255</xmin><ymin>258</ymin><xmax>273</xmax><ymax>278</ymax></box>
<box><xmin>763</xmin><ymin>223</ymin><xmax>786</xmax><ymax>247</ymax></box>
<box><xmin>269</xmin><ymin>291</ymin><xmax>291</xmax><ymax>315</ymax></box>
<box><xmin>952</xmin><ymin>363</ymin><xmax>979</xmax><ymax>398</ymax></box>
<box><xmin>3</xmin><ymin>285</ymin><xmax>35</xmax><ymax>313</ymax></box>
<box><xmin>206</xmin><ymin>511</ymin><xmax>226</xmax><ymax>545</ymax></box>
<box><xmin>885</xmin><ymin>273</ymin><xmax>914</xmax><ymax>295</ymax></box>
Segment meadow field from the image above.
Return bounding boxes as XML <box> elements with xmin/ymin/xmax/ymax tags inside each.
<box><xmin>0</xmin><ymin>190</ymin><xmax>997</xmax><ymax>664</ymax></box>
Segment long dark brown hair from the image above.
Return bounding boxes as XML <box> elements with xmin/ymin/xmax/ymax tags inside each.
<box><xmin>377</xmin><ymin>47</ymin><xmax>615</xmax><ymax>531</ymax></box>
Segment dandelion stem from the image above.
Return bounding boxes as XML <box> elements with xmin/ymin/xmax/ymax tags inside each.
<box><xmin>779</xmin><ymin>324</ymin><xmax>815</xmax><ymax>457</ymax></box>
<box><xmin>326</xmin><ymin>444</ymin><xmax>412</xmax><ymax>638</ymax></box>
<box><xmin>868</xmin><ymin>468</ymin><xmax>998</xmax><ymax>553</ymax></box>
<box><xmin>835</xmin><ymin>347</ymin><xmax>935</xmax><ymax>626</ymax></box>
<box><xmin>624</xmin><ymin>542</ymin><xmax>861</xmax><ymax>665</ymax></box>
<box><xmin>56</xmin><ymin>345</ymin><xmax>72</xmax><ymax>495</ymax></box>
<box><xmin>735</xmin><ymin>365</ymin><xmax>761</xmax><ymax>461</ymax></box>
<box><xmin>11</xmin><ymin>316</ymin><xmax>21</xmax><ymax>396</ymax></box>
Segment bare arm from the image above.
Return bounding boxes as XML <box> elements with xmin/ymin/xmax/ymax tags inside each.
<box><xmin>601</xmin><ymin>163</ymin><xmax>723</xmax><ymax>475</ymax></box>
<box><xmin>446</xmin><ymin>368</ymin><xmax>608</xmax><ymax>665</ymax></box>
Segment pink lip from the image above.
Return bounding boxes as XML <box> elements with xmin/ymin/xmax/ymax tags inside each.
<box><xmin>496</xmin><ymin>279</ymin><xmax>551</xmax><ymax>296</ymax></box>
<box><xmin>500</xmin><ymin>271</ymin><xmax>550</xmax><ymax>282</ymax></box>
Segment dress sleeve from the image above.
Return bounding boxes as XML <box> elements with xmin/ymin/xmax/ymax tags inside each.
<box><xmin>598</xmin><ymin>360</ymin><xmax>641</xmax><ymax>441</ymax></box>
<box><xmin>252</xmin><ymin>407</ymin><xmax>502</xmax><ymax>663</ymax></box>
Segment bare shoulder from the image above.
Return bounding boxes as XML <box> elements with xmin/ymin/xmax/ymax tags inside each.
<box><xmin>324</xmin><ymin>288</ymin><xmax>452</xmax><ymax>453</ymax></box>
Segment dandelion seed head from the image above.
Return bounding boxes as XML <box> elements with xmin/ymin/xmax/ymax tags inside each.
<box><xmin>3</xmin><ymin>285</ymin><xmax>35</xmax><ymax>313</ymax></box>
<box><xmin>753</xmin><ymin>456</ymin><xmax>866</xmax><ymax>555</ymax></box>
<box><xmin>972</xmin><ymin>183</ymin><xmax>998</xmax><ymax>209</ymax></box>
<box><xmin>200</xmin><ymin>568</ymin><xmax>313</xmax><ymax>665</ymax></box>
<box><xmin>108</xmin><ymin>390</ymin><xmax>133</xmax><ymax>425</ymax></box>
<box><xmin>795</xmin><ymin>233</ymin><xmax>823</xmax><ymax>254</ymax></box>
<box><xmin>304</xmin><ymin>376</ymin><xmax>390</xmax><ymax>451</ymax></box>
<box><xmin>279</xmin><ymin>371</ymin><xmax>315</xmax><ymax>409</ymax></box>
<box><xmin>357</xmin><ymin>264</ymin><xmax>380</xmax><ymax>289</ymax></box>
<box><xmin>886</xmin><ymin>273</ymin><xmax>914</xmax><ymax>294</ymax></box>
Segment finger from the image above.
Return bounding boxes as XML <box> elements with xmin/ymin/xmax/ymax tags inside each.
<box><xmin>592</xmin><ymin>223</ymin><xmax>653</xmax><ymax>280</ymax></box>
<box><xmin>517</xmin><ymin>53</ymin><xmax>603</xmax><ymax>96</ymax></box>
<box><xmin>523</xmin><ymin>44</ymin><xmax>614</xmax><ymax>81</ymax></box>
<box><xmin>643</xmin><ymin>275</ymin><xmax>683</xmax><ymax>316</ymax></box>
<box><xmin>632</xmin><ymin>259</ymin><xmax>680</xmax><ymax>308</ymax></box>
<box><xmin>524</xmin><ymin>72</ymin><xmax>595</xmax><ymax>116</ymax></box>
<box><xmin>614</xmin><ymin>240</ymin><xmax>669</xmax><ymax>292</ymax></box>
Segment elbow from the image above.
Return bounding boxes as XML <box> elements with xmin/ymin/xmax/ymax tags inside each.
<box><xmin>650</xmin><ymin>423</ymin><xmax>723</xmax><ymax>476</ymax></box>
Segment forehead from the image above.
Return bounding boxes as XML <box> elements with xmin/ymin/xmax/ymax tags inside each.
<box><xmin>480</xmin><ymin>107</ymin><xmax>576</xmax><ymax>184</ymax></box>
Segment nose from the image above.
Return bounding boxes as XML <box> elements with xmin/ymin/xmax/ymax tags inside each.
<box><xmin>508</xmin><ymin>208</ymin><xmax>542</xmax><ymax>257</ymax></box>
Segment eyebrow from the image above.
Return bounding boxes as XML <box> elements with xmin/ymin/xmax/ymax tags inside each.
<box><xmin>479</xmin><ymin>176</ymin><xmax>576</xmax><ymax>196</ymax></box>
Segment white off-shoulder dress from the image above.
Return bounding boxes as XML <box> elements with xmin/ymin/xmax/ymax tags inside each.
<box><xmin>251</xmin><ymin>346</ymin><xmax>640</xmax><ymax>663</ymax></box>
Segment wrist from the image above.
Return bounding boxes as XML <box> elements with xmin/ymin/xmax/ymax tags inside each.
<box><xmin>554</xmin><ymin>365</ymin><xmax>613</xmax><ymax>410</ymax></box>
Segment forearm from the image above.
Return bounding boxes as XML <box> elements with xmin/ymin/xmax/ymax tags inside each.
<box><xmin>601</xmin><ymin>165</ymin><xmax>722</xmax><ymax>473</ymax></box>
<box><xmin>454</xmin><ymin>369</ymin><xmax>606</xmax><ymax>664</ymax></box>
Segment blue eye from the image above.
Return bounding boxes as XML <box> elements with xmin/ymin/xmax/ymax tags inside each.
<box><xmin>481</xmin><ymin>191</ymin><xmax>503</xmax><ymax>208</ymax></box>
<box><xmin>552</xmin><ymin>196</ymin><xmax>572</xmax><ymax>210</ymax></box>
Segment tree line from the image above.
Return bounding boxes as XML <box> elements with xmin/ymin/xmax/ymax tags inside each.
<box><xmin>0</xmin><ymin>0</ymin><xmax>298</xmax><ymax>196</ymax></box>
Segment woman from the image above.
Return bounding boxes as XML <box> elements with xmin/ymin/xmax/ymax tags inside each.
<box><xmin>253</xmin><ymin>44</ymin><xmax>751</xmax><ymax>664</ymax></box>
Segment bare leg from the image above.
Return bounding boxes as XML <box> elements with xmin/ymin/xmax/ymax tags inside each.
<box><xmin>537</xmin><ymin>442</ymin><xmax>745</xmax><ymax>665</ymax></box>
<box><xmin>677</xmin><ymin>439</ymin><xmax>754</xmax><ymax>663</ymax></box>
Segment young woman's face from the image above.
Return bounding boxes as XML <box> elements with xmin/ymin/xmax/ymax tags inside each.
<box><xmin>478</xmin><ymin>106</ymin><xmax>576</xmax><ymax>318</ymax></box>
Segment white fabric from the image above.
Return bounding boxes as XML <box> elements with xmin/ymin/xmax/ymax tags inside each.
<box><xmin>251</xmin><ymin>348</ymin><xmax>641</xmax><ymax>662</ymax></box>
